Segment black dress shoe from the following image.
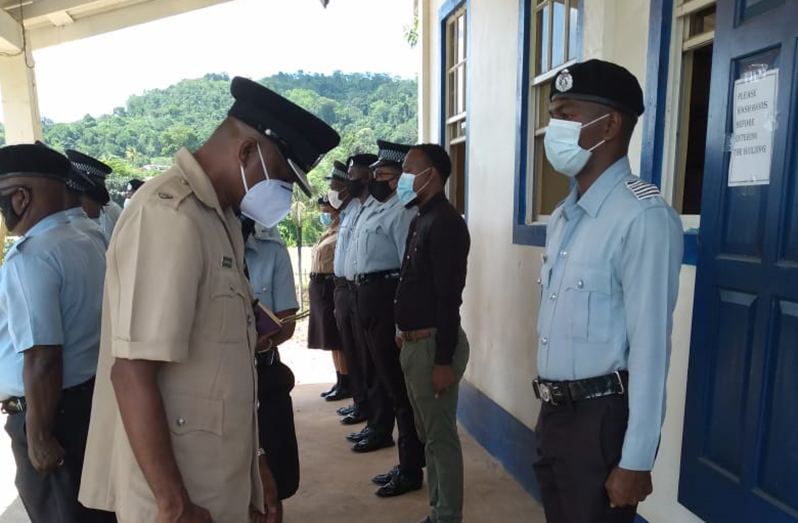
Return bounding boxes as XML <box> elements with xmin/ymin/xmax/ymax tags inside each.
<box><xmin>372</xmin><ymin>465</ymin><xmax>400</xmax><ymax>485</ymax></box>
<box><xmin>337</xmin><ymin>404</ymin><xmax>355</xmax><ymax>416</ymax></box>
<box><xmin>346</xmin><ymin>426</ymin><xmax>373</xmax><ymax>443</ymax></box>
<box><xmin>339</xmin><ymin>410</ymin><xmax>368</xmax><ymax>425</ymax></box>
<box><xmin>320</xmin><ymin>384</ymin><xmax>338</xmax><ymax>398</ymax></box>
<box><xmin>325</xmin><ymin>387</ymin><xmax>352</xmax><ymax>402</ymax></box>
<box><xmin>351</xmin><ymin>435</ymin><xmax>395</xmax><ymax>453</ymax></box>
<box><xmin>412</xmin><ymin>517</ymin><xmax>432</xmax><ymax>523</ymax></box>
<box><xmin>375</xmin><ymin>473</ymin><xmax>423</xmax><ymax>497</ymax></box>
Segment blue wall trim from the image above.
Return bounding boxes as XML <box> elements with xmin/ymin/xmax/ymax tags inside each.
<box><xmin>457</xmin><ymin>378</ymin><xmax>655</xmax><ymax>523</ymax></box>
<box><xmin>640</xmin><ymin>0</ymin><xmax>673</xmax><ymax>186</ymax></box>
<box><xmin>438</xmin><ymin>0</ymin><xmax>470</xmax><ymax>219</ymax></box>
<box><xmin>457</xmin><ymin>379</ymin><xmax>541</xmax><ymax>499</ymax></box>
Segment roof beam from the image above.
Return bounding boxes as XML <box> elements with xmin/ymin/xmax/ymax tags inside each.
<box><xmin>27</xmin><ymin>0</ymin><xmax>237</xmax><ymax>50</ymax></box>
<box><xmin>4</xmin><ymin>0</ymin><xmax>104</xmax><ymax>24</ymax></box>
<box><xmin>0</xmin><ymin>7</ymin><xmax>22</xmax><ymax>53</ymax></box>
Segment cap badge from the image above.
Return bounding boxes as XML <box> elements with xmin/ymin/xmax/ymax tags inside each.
<box><xmin>555</xmin><ymin>69</ymin><xmax>573</xmax><ymax>93</ymax></box>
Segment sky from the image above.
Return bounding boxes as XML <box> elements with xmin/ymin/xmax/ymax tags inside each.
<box><xmin>27</xmin><ymin>0</ymin><xmax>418</xmax><ymax>123</ymax></box>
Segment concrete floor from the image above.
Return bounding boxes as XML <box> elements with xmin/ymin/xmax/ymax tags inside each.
<box><xmin>0</xmin><ymin>327</ymin><xmax>545</xmax><ymax>523</ymax></box>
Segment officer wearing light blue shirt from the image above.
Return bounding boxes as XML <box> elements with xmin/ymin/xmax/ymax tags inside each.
<box><xmin>332</xmin><ymin>154</ymin><xmax>379</xmax><ymax>427</ymax></box>
<box><xmin>532</xmin><ymin>61</ymin><xmax>683</xmax><ymax>523</ymax></box>
<box><xmin>245</xmin><ymin>223</ymin><xmax>299</xmax><ymax>313</ymax></box>
<box><xmin>66</xmin><ymin>149</ymin><xmax>120</xmax><ymax>242</ymax></box>
<box><xmin>0</xmin><ymin>144</ymin><xmax>112</xmax><ymax>523</ymax></box>
<box><xmin>349</xmin><ymin>141</ymin><xmax>425</xmax><ymax>498</ymax></box>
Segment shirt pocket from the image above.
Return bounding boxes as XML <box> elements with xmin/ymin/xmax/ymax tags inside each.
<box><xmin>565</xmin><ymin>268</ymin><xmax>612</xmax><ymax>342</ymax></box>
<box><xmin>210</xmin><ymin>269</ymin><xmax>250</xmax><ymax>344</ymax></box>
<box><xmin>363</xmin><ymin>224</ymin><xmax>386</xmax><ymax>257</ymax></box>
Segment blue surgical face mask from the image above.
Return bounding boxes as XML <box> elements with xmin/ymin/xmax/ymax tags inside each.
<box><xmin>319</xmin><ymin>212</ymin><xmax>333</xmax><ymax>227</ymax></box>
<box><xmin>543</xmin><ymin>113</ymin><xmax>609</xmax><ymax>177</ymax></box>
<box><xmin>397</xmin><ymin>167</ymin><xmax>432</xmax><ymax>206</ymax></box>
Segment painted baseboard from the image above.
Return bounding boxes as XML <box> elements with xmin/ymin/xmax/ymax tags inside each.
<box><xmin>456</xmin><ymin>379</ymin><xmax>652</xmax><ymax>523</ymax></box>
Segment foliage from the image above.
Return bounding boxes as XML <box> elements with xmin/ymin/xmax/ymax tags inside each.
<box><xmin>3</xmin><ymin>71</ymin><xmax>417</xmax><ymax>245</ymax></box>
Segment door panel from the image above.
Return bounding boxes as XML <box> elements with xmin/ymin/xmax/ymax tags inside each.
<box><xmin>679</xmin><ymin>0</ymin><xmax>798</xmax><ymax>522</ymax></box>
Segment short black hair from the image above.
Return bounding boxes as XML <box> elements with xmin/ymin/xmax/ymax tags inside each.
<box><xmin>410</xmin><ymin>144</ymin><xmax>452</xmax><ymax>182</ymax></box>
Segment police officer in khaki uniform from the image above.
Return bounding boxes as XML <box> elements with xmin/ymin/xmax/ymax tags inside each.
<box><xmin>78</xmin><ymin>77</ymin><xmax>339</xmax><ymax>523</ymax></box>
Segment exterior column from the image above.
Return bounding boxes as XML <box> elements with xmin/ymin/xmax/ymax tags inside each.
<box><xmin>0</xmin><ymin>41</ymin><xmax>43</xmax><ymax>145</ymax></box>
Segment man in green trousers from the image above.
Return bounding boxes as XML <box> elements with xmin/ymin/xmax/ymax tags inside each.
<box><xmin>393</xmin><ymin>143</ymin><xmax>471</xmax><ymax>523</ymax></box>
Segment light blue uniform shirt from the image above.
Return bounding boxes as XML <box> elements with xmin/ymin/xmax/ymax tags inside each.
<box><xmin>0</xmin><ymin>212</ymin><xmax>106</xmax><ymax>400</ymax></box>
<box><xmin>348</xmin><ymin>193</ymin><xmax>415</xmax><ymax>277</ymax></box>
<box><xmin>245</xmin><ymin>225</ymin><xmax>299</xmax><ymax>313</ymax></box>
<box><xmin>98</xmin><ymin>200</ymin><xmax>123</xmax><ymax>241</ymax></box>
<box><xmin>536</xmin><ymin>156</ymin><xmax>683</xmax><ymax>471</ymax></box>
<box><xmin>334</xmin><ymin>198</ymin><xmax>362</xmax><ymax>278</ymax></box>
<box><xmin>62</xmin><ymin>206</ymin><xmax>109</xmax><ymax>252</ymax></box>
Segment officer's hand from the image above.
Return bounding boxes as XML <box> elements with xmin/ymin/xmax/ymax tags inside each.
<box><xmin>257</xmin><ymin>456</ymin><xmax>281</xmax><ymax>523</ymax></box>
<box><xmin>431</xmin><ymin>364</ymin><xmax>456</xmax><ymax>397</ymax></box>
<box><xmin>156</xmin><ymin>500</ymin><xmax>213</xmax><ymax>523</ymax></box>
<box><xmin>605</xmin><ymin>467</ymin><xmax>653</xmax><ymax>507</ymax></box>
<box><xmin>27</xmin><ymin>433</ymin><xmax>66</xmax><ymax>473</ymax></box>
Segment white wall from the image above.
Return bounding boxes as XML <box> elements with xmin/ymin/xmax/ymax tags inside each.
<box><xmin>420</xmin><ymin>1</ymin><xmax>705</xmax><ymax>521</ymax></box>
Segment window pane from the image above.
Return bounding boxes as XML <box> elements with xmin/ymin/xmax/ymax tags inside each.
<box><xmin>448</xmin><ymin>71</ymin><xmax>456</xmax><ymax>118</ymax></box>
<box><xmin>688</xmin><ymin>5</ymin><xmax>716</xmax><ymax>39</ymax></box>
<box><xmin>535</xmin><ymin>81</ymin><xmax>552</xmax><ymax>130</ymax></box>
<box><xmin>457</xmin><ymin>65</ymin><xmax>466</xmax><ymax>115</ymax></box>
<box><xmin>568</xmin><ymin>4</ymin><xmax>579</xmax><ymax>60</ymax></box>
<box><xmin>536</xmin><ymin>5</ymin><xmax>550</xmax><ymax>74</ymax></box>
<box><xmin>552</xmin><ymin>0</ymin><xmax>566</xmax><ymax>68</ymax></box>
<box><xmin>458</xmin><ymin>14</ymin><xmax>466</xmax><ymax>62</ymax></box>
<box><xmin>535</xmin><ymin>139</ymin><xmax>571</xmax><ymax>215</ymax></box>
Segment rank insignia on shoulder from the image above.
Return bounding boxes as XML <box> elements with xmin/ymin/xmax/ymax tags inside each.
<box><xmin>221</xmin><ymin>256</ymin><xmax>233</xmax><ymax>268</ymax></box>
<box><xmin>625</xmin><ymin>179</ymin><xmax>660</xmax><ymax>201</ymax></box>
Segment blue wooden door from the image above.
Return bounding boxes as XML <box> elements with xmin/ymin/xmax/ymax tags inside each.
<box><xmin>679</xmin><ymin>1</ymin><xmax>798</xmax><ymax>522</ymax></box>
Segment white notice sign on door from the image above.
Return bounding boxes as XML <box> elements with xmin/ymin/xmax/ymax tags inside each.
<box><xmin>728</xmin><ymin>69</ymin><xmax>778</xmax><ymax>187</ymax></box>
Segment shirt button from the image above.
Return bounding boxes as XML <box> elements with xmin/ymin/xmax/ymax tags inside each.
<box><xmin>550</xmin><ymin>293</ymin><xmax>557</xmax><ymax>301</ymax></box>
<box><xmin>230</xmin><ymin>284</ymin><xmax>236</xmax><ymax>292</ymax></box>
<box><xmin>261</xmin><ymin>286</ymin><xmax>268</xmax><ymax>292</ymax></box>
<box><xmin>247</xmin><ymin>316</ymin><xmax>253</xmax><ymax>325</ymax></box>
<box><xmin>560</xmin><ymin>250</ymin><xmax>568</xmax><ymax>258</ymax></box>
<box><xmin>176</xmin><ymin>417</ymin><xmax>186</xmax><ymax>427</ymax></box>
<box><xmin>577</xmin><ymin>280</ymin><xmax>584</xmax><ymax>289</ymax></box>
<box><xmin>541</xmin><ymin>337</ymin><xmax>549</xmax><ymax>345</ymax></box>
<box><xmin>536</xmin><ymin>277</ymin><xmax>542</xmax><ymax>285</ymax></box>
<box><xmin>393</xmin><ymin>299</ymin><xmax>398</xmax><ymax>304</ymax></box>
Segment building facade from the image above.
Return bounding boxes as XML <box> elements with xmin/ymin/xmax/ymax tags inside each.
<box><xmin>417</xmin><ymin>1</ymin><xmax>798</xmax><ymax>522</ymax></box>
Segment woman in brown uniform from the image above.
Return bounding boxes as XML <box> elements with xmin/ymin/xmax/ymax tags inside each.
<box><xmin>309</xmin><ymin>189</ymin><xmax>349</xmax><ymax>401</ymax></box>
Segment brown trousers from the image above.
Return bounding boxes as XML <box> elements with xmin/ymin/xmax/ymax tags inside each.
<box><xmin>533</xmin><ymin>394</ymin><xmax>638</xmax><ymax>523</ymax></box>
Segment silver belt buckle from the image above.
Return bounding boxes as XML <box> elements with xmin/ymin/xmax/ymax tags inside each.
<box><xmin>539</xmin><ymin>382</ymin><xmax>557</xmax><ymax>406</ymax></box>
<box><xmin>614</xmin><ymin>371</ymin><xmax>625</xmax><ymax>395</ymax></box>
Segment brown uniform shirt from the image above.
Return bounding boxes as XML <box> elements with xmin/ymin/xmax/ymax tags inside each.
<box><xmin>79</xmin><ymin>148</ymin><xmax>263</xmax><ymax>523</ymax></box>
<box><xmin>310</xmin><ymin>226</ymin><xmax>337</xmax><ymax>275</ymax></box>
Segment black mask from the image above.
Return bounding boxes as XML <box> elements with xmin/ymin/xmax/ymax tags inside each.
<box><xmin>346</xmin><ymin>179</ymin><xmax>365</xmax><ymax>198</ymax></box>
<box><xmin>368</xmin><ymin>179</ymin><xmax>394</xmax><ymax>202</ymax></box>
<box><xmin>0</xmin><ymin>190</ymin><xmax>22</xmax><ymax>233</ymax></box>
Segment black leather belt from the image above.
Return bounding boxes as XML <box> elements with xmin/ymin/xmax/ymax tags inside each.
<box><xmin>1</xmin><ymin>397</ymin><xmax>25</xmax><ymax>415</ymax></box>
<box><xmin>333</xmin><ymin>277</ymin><xmax>349</xmax><ymax>289</ymax></box>
<box><xmin>1</xmin><ymin>377</ymin><xmax>95</xmax><ymax>415</ymax></box>
<box><xmin>256</xmin><ymin>348</ymin><xmax>280</xmax><ymax>367</ymax></box>
<box><xmin>354</xmin><ymin>270</ymin><xmax>400</xmax><ymax>287</ymax></box>
<box><xmin>533</xmin><ymin>371</ymin><xmax>628</xmax><ymax>406</ymax></box>
<box><xmin>310</xmin><ymin>273</ymin><xmax>334</xmax><ymax>283</ymax></box>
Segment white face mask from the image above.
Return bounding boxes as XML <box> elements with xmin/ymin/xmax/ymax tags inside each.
<box><xmin>239</xmin><ymin>143</ymin><xmax>294</xmax><ymax>228</ymax></box>
<box><xmin>327</xmin><ymin>189</ymin><xmax>344</xmax><ymax>210</ymax></box>
<box><xmin>543</xmin><ymin>114</ymin><xmax>609</xmax><ymax>177</ymax></box>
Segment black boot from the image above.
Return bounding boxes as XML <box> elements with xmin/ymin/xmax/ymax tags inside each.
<box><xmin>321</xmin><ymin>372</ymin><xmax>341</xmax><ymax>398</ymax></box>
<box><xmin>326</xmin><ymin>374</ymin><xmax>352</xmax><ymax>401</ymax></box>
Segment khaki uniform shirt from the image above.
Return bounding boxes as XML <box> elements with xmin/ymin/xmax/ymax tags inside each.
<box><xmin>79</xmin><ymin>148</ymin><xmax>263</xmax><ymax>523</ymax></box>
<box><xmin>310</xmin><ymin>226</ymin><xmax>337</xmax><ymax>275</ymax></box>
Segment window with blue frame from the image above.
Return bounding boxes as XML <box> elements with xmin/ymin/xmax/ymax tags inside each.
<box><xmin>514</xmin><ymin>0</ymin><xmax>581</xmax><ymax>246</ymax></box>
<box><xmin>443</xmin><ymin>5</ymin><xmax>468</xmax><ymax>214</ymax></box>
